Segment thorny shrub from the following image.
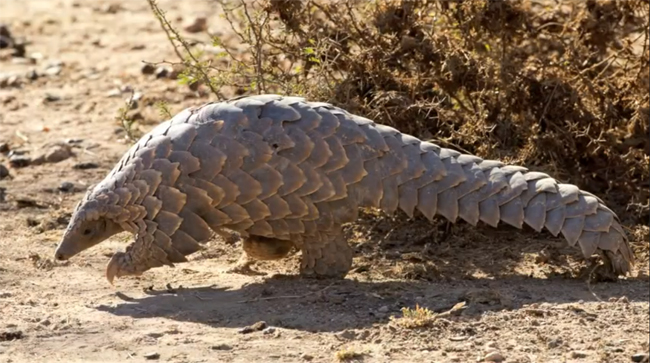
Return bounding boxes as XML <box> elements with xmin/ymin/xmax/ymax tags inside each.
<box><xmin>143</xmin><ymin>0</ymin><xmax>649</xmax><ymax>237</ymax></box>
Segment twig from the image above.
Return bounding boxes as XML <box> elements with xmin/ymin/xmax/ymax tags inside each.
<box><xmin>237</xmin><ymin>282</ymin><xmax>335</xmax><ymax>303</ymax></box>
<box><xmin>116</xmin><ymin>90</ymin><xmax>138</xmax><ymax>143</ymax></box>
<box><xmin>146</xmin><ymin>0</ymin><xmax>223</xmax><ymax>99</ymax></box>
<box><xmin>538</xmin><ymin>82</ymin><xmax>559</xmax><ymax>126</ymax></box>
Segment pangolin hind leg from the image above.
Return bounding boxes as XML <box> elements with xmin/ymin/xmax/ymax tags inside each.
<box><xmin>225</xmin><ymin>235</ymin><xmax>296</xmax><ymax>276</ymax></box>
<box><xmin>298</xmin><ymin>229</ymin><xmax>354</xmax><ymax>278</ymax></box>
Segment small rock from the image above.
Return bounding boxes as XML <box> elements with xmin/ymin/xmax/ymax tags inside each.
<box><xmin>336</xmin><ymin>330</ymin><xmax>357</xmax><ymax>340</ymax></box>
<box><xmin>106</xmin><ymin>89</ymin><xmax>121</xmax><ymax>97</ymax></box>
<box><xmin>0</xmin><ymin>330</ymin><xmax>23</xmax><ymax>341</ymax></box>
<box><xmin>73</xmin><ymin>162</ymin><xmax>99</xmax><ymax>170</ymax></box>
<box><xmin>301</xmin><ymin>353</ymin><xmax>314</xmax><ymax>361</ymax></box>
<box><xmin>43</xmin><ymin>93</ymin><xmax>61</xmax><ymax>102</ymax></box>
<box><xmin>0</xmin><ymin>187</ymin><xmax>5</xmax><ymax>202</ymax></box>
<box><xmin>570</xmin><ymin>351</ymin><xmax>588</xmax><ymax>359</ymax></box>
<box><xmin>29</xmin><ymin>52</ymin><xmax>44</xmax><ymax>61</ymax></box>
<box><xmin>183</xmin><ymin>16</ymin><xmax>207</xmax><ymax>33</ymax></box>
<box><xmin>8</xmin><ymin>150</ymin><xmax>27</xmax><ymax>157</ymax></box>
<box><xmin>0</xmin><ymin>164</ymin><xmax>9</xmax><ymax>179</ymax></box>
<box><xmin>0</xmin><ymin>23</ymin><xmax>11</xmax><ymax>38</ymax></box>
<box><xmin>58</xmin><ymin>182</ymin><xmax>74</xmax><ymax>192</ymax></box>
<box><xmin>210</xmin><ymin>343</ymin><xmax>232</xmax><ymax>350</ymax></box>
<box><xmin>238</xmin><ymin>326</ymin><xmax>254</xmax><ymax>334</ymax></box>
<box><xmin>632</xmin><ymin>353</ymin><xmax>649</xmax><ymax>363</ymax></box>
<box><xmin>141</xmin><ymin>63</ymin><xmax>155</xmax><ymax>75</ymax></box>
<box><xmin>44</xmin><ymin>66</ymin><xmax>62</xmax><ymax>76</ymax></box>
<box><xmin>143</xmin><ymin>352</ymin><xmax>160</xmax><ymax>360</ymax></box>
<box><xmin>377</xmin><ymin>305</ymin><xmax>389</xmax><ymax>313</ymax></box>
<box><xmin>100</xmin><ymin>3</ymin><xmax>122</xmax><ymax>13</ymax></box>
<box><xmin>0</xmin><ymin>142</ymin><xmax>9</xmax><ymax>153</ymax></box>
<box><xmin>169</xmin><ymin>66</ymin><xmax>184</xmax><ymax>80</ymax></box>
<box><xmin>547</xmin><ymin>338</ymin><xmax>562</xmax><ymax>348</ymax></box>
<box><xmin>250</xmin><ymin>321</ymin><xmax>267</xmax><ymax>331</ymax></box>
<box><xmin>155</xmin><ymin>66</ymin><xmax>169</xmax><ymax>79</ymax></box>
<box><xmin>238</xmin><ymin>321</ymin><xmax>267</xmax><ymax>334</ymax></box>
<box><xmin>483</xmin><ymin>351</ymin><xmax>504</xmax><ymax>362</ymax></box>
<box><xmin>0</xmin><ymin>35</ymin><xmax>11</xmax><ymax>49</ymax></box>
<box><xmin>47</xmin><ymin>147</ymin><xmax>72</xmax><ymax>163</ymax></box>
<box><xmin>262</xmin><ymin>327</ymin><xmax>276</xmax><ymax>335</ymax></box>
<box><xmin>0</xmin><ymin>292</ymin><xmax>11</xmax><ymax>298</ymax></box>
<box><xmin>65</xmin><ymin>138</ymin><xmax>83</xmax><ymax>144</ymax></box>
<box><xmin>25</xmin><ymin>69</ymin><xmax>39</xmax><ymax>80</ymax></box>
<box><xmin>9</xmin><ymin>155</ymin><xmax>30</xmax><ymax>168</ymax></box>
<box><xmin>1</xmin><ymin>74</ymin><xmax>22</xmax><ymax>88</ymax></box>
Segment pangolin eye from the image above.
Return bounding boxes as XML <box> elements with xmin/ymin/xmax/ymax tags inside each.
<box><xmin>83</xmin><ymin>228</ymin><xmax>92</xmax><ymax>235</ymax></box>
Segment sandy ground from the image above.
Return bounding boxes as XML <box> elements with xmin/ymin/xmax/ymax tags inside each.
<box><xmin>0</xmin><ymin>1</ymin><xmax>648</xmax><ymax>363</ymax></box>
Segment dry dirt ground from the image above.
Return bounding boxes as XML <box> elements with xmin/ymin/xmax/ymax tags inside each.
<box><xmin>0</xmin><ymin>1</ymin><xmax>648</xmax><ymax>363</ymax></box>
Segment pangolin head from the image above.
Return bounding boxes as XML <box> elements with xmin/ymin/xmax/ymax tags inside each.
<box><xmin>54</xmin><ymin>189</ymin><xmax>124</xmax><ymax>262</ymax></box>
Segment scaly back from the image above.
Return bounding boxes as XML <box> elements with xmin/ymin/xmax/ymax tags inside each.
<box><xmin>85</xmin><ymin>94</ymin><xmax>634</xmax><ymax>276</ymax></box>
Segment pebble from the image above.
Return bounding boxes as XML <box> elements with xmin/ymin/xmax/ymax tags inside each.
<box><xmin>0</xmin><ymin>142</ymin><xmax>8</xmax><ymax>153</ymax></box>
<box><xmin>155</xmin><ymin>66</ymin><xmax>169</xmax><ymax>79</ymax></box>
<box><xmin>210</xmin><ymin>343</ymin><xmax>232</xmax><ymax>350</ymax></box>
<box><xmin>73</xmin><ymin>162</ymin><xmax>99</xmax><ymax>170</ymax></box>
<box><xmin>547</xmin><ymin>338</ymin><xmax>562</xmax><ymax>348</ymax></box>
<box><xmin>570</xmin><ymin>351</ymin><xmax>588</xmax><ymax>359</ymax></box>
<box><xmin>0</xmin><ymin>23</ymin><xmax>11</xmax><ymax>38</ymax></box>
<box><xmin>46</xmin><ymin>146</ymin><xmax>72</xmax><ymax>162</ymax></box>
<box><xmin>301</xmin><ymin>353</ymin><xmax>314</xmax><ymax>361</ymax></box>
<box><xmin>43</xmin><ymin>93</ymin><xmax>61</xmax><ymax>102</ymax></box>
<box><xmin>106</xmin><ymin>89</ymin><xmax>122</xmax><ymax>97</ymax></box>
<box><xmin>0</xmin><ymin>74</ymin><xmax>21</xmax><ymax>88</ymax></box>
<box><xmin>238</xmin><ymin>326</ymin><xmax>254</xmax><ymax>334</ymax></box>
<box><xmin>0</xmin><ymin>330</ymin><xmax>23</xmax><ymax>342</ymax></box>
<box><xmin>0</xmin><ymin>36</ymin><xmax>11</xmax><ymax>49</ymax></box>
<box><xmin>58</xmin><ymin>182</ymin><xmax>74</xmax><ymax>192</ymax></box>
<box><xmin>238</xmin><ymin>321</ymin><xmax>267</xmax><ymax>334</ymax></box>
<box><xmin>25</xmin><ymin>69</ymin><xmax>39</xmax><ymax>80</ymax></box>
<box><xmin>9</xmin><ymin>155</ymin><xmax>30</xmax><ymax>168</ymax></box>
<box><xmin>377</xmin><ymin>305</ymin><xmax>389</xmax><ymax>313</ymax></box>
<box><xmin>632</xmin><ymin>353</ymin><xmax>649</xmax><ymax>362</ymax></box>
<box><xmin>0</xmin><ymin>164</ymin><xmax>8</xmax><ymax>179</ymax></box>
<box><xmin>262</xmin><ymin>327</ymin><xmax>276</xmax><ymax>335</ymax></box>
<box><xmin>44</xmin><ymin>65</ymin><xmax>62</xmax><ymax>76</ymax></box>
<box><xmin>336</xmin><ymin>330</ymin><xmax>356</xmax><ymax>340</ymax></box>
<box><xmin>183</xmin><ymin>16</ymin><xmax>208</xmax><ymax>33</ymax></box>
<box><xmin>141</xmin><ymin>63</ymin><xmax>155</xmax><ymax>75</ymax></box>
<box><xmin>250</xmin><ymin>321</ymin><xmax>267</xmax><ymax>331</ymax></box>
<box><xmin>8</xmin><ymin>150</ymin><xmax>27</xmax><ymax>157</ymax></box>
<box><xmin>143</xmin><ymin>352</ymin><xmax>160</xmax><ymax>360</ymax></box>
<box><xmin>100</xmin><ymin>3</ymin><xmax>122</xmax><ymax>13</ymax></box>
<box><xmin>483</xmin><ymin>351</ymin><xmax>504</xmax><ymax>362</ymax></box>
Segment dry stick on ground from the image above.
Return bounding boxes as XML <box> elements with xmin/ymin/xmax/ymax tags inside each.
<box><xmin>235</xmin><ymin>282</ymin><xmax>336</xmax><ymax>304</ymax></box>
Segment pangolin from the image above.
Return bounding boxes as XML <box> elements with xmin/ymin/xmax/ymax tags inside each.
<box><xmin>53</xmin><ymin>94</ymin><xmax>635</xmax><ymax>284</ymax></box>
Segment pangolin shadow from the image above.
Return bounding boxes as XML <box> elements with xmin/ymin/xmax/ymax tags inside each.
<box><xmin>95</xmin><ymin>274</ymin><xmax>649</xmax><ymax>333</ymax></box>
